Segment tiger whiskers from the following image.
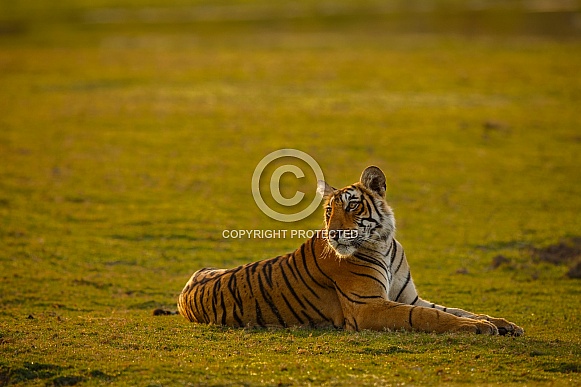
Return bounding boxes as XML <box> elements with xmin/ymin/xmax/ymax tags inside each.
<box><xmin>321</xmin><ymin>238</ymin><xmax>340</xmax><ymax>260</ymax></box>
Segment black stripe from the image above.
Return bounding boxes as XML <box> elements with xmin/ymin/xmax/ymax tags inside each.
<box><xmin>227</xmin><ymin>272</ymin><xmax>244</xmax><ymax>316</ymax></box>
<box><xmin>196</xmin><ymin>270</ymin><xmax>218</xmax><ymax>286</ymax></box>
<box><xmin>309</xmin><ymin>240</ymin><xmax>334</xmax><ymax>288</ymax></box>
<box><xmin>362</xmin><ymin>244</ymin><xmax>386</xmax><ymax>257</ymax></box>
<box><xmin>263</xmin><ymin>260</ymin><xmax>274</xmax><ymax>288</ymax></box>
<box><xmin>344</xmin><ymin>318</ymin><xmax>353</xmax><ymax>330</ymax></box>
<box><xmin>292</xmin><ymin>250</ymin><xmax>321</xmax><ymax>299</ymax></box>
<box><xmin>303</xmin><ymin>297</ymin><xmax>333</xmax><ymax>323</ymax></box>
<box><xmin>255</xmin><ymin>299</ymin><xmax>266</xmax><ymax>327</ymax></box>
<box><xmin>300</xmin><ymin>243</ymin><xmax>328</xmax><ymax>290</ymax></box>
<box><xmin>389</xmin><ymin>239</ymin><xmax>398</xmax><ymax>265</ymax></box>
<box><xmin>349</xmin><ymin>271</ymin><xmax>387</xmax><ymax>292</ymax></box>
<box><xmin>210</xmin><ymin>298</ymin><xmax>218</xmax><ymax>323</ymax></box>
<box><xmin>385</xmin><ymin>239</ymin><xmax>394</xmax><ymax>257</ymax></box>
<box><xmin>359</xmin><ymin>199</ymin><xmax>377</xmax><ymax>224</ymax></box>
<box><xmin>353</xmin><ymin>317</ymin><xmax>359</xmax><ymax>331</ymax></box>
<box><xmin>394</xmin><ymin>272</ymin><xmax>411</xmax><ymax>302</ymax></box>
<box><xmin>301</xmin><ymin>311</ymin><xmax>316</xmax><ymax>327</ymax></box>
<box><xmin>284</xmin><ymin>257</ymin><xmax>298</xmax><ymax>280</ymax></box>
<box><xmin>211</xmin><ymin>279</ymin><xmax>222</xmax><ymax>323</ymax></box>
<box><xmin>349</xmin><ymin>261</ymin><xmax>388</xmax><ymax>284</ymax></box>
<box><xmin>368</xmin><ymin>196</ymin><xmax>385</xmax><ymax>222</ymax></box>
<box><xmin>257</xmin><ymin>275</ymin><xmax>286</xmax><ymax>327</ymax></box>
<box><xmin>244</xmin><ymin>263</ymin><xmax>255</xmax><ymax>298</ymax></box>
<box><xmin>351</xmin><ymin>292</ymin><xmax>384</xmax><ymax>299</ymax></box>
<box><xmin>281</xmin><ymin>294</ymin><xmax>304</xmax><ymax>325</ymax></box>
<box><xmin>183</xmin><ymin>298</ymin><xmax>196</xmax><ymax>322</ymax></box>
<box><xmin>335</xmin><ymin>284</ymin><xmax>366</xmax><ymax>305</ymax></box>
<box><xmin>220</xmin><ymin>292</ymin><xmax>227</xmax><ymax>325</ymax></box>
<box><xmin>392</xmin><ymin>249</ymin><xmax>405</xmax><ymax>275</ymax></box>
<box><xmin>179</xmin><ymin>294</ymin><xmax>194</xmax><ymax>321</ymax></box>
<box><xmin>354</xmin><ymin>250</ymin><xmax>386</xmax><ymax>268</ymax></box>
<box><xmin>353</xmin><ymin>252</ymin><xmax>389</xmax><ymax>276</ymax></box>
<box><xmin>199</xmin><ymin>288</ymin><xmax>210</xmax><ymax>323</ymax></box>
<box><xmin>232</xmin><ymin>305</ymin><xmax>243</xmax><ymax>327</ymax></box>
<box><xmin>191</xmin><ymin>286</ymin><xmax>202</xmax><ymax>318</ymax></box>
<box><xmin>408</xmin><ymin>306</ymin><xmax>417</xmax><ymax>328</ymax></box>
<box><xmin>235</xmin><ymin>286</ymin><xmax>244</xmax><ymax>316</ymax></box>
<box><xmin>359</xmin><ymin>215</ymin><xmax>379</xmax><ymax>230</ymax></box>
<box><xmin>411</xmin><ymin>295</ymin><xmax>419</xmax><ymax>305</ymax></box>
<box><xmin>279</xmin><ymin>265</ymin><xmax>307</xmax><ymax>310</ymax></box>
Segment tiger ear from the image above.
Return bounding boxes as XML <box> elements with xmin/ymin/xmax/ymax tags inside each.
<box><xmin>316</xmin><ymin>180</ymin><xmax>335</xmax><ymax>199</ymax></box>
<box><xmin>360</xmin><ymin>166</ymin><xmax>386</xmax><ymax>197</ymax></box>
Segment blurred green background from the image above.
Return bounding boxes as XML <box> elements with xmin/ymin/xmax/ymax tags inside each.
<box><xmin>1</xmin><ymin>1</ymin><xmax>580</xmax><ymax>385</ymax></box>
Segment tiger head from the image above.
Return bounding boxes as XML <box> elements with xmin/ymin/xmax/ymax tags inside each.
<box><xmin>317</xmin><ymin>166</ymin><xmax>396</xmax><ymax>257</ymax></box>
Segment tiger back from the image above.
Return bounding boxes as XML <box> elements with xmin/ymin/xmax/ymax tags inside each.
<box><xmin>178</xmin><ymin>237</ymin><xmax>344</xmax><ymax>328</ymax></box>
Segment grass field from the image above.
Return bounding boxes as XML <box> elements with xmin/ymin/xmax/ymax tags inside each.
<box><xmin>1</xmin><ymin>1</ymin><xmax>580</xmax><ymax>385</ymax></box>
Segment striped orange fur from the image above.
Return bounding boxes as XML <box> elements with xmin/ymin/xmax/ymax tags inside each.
<box><xmin>178</xmin><ymin>166</ymin><xmax>523</xmax><ymax>335</ymax></box>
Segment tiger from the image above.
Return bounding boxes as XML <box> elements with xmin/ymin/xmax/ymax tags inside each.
<box><xmin>177</xmin><ymin>166</ymin><xmax>523</xmax><ymax>335</ymax></box>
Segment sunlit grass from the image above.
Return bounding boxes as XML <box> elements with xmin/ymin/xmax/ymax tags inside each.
<box><xmin>1</xmin><ymin>1</ymin><xmax>580</xmax><ymax>385</ymax></box>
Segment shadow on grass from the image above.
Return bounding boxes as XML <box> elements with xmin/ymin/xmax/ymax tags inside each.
<box><xmin>0</xmin><ymin>362</ymin><xmax>115</xmax><ymax>386</ymax></box>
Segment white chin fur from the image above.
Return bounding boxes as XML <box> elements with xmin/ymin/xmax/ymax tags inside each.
<box><xmin>332</xmin><ymin>243</ymin><xmax>356</xmax><ymax>257</ymax></box>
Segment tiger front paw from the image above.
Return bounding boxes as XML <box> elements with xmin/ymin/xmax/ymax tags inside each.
<box><xmin>455</xmin><ymin>319</ymin><xmax>498</xmax><ymax>335</ymax></box>
<box><xmin>487</xmin><ymin>317</ymin><xmax>524</xmax><ymax>337</ymax></box>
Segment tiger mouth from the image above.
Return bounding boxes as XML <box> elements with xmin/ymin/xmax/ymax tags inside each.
<box><xmin>330</xmin><ymin>241</ymin><xmax>357</xmax><ymax>257</ymax></box>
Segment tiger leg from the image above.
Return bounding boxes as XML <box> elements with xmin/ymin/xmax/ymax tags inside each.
<box><xmin>345</xmin><ymin>300</ymin><xmax>498</xmax><ymax>334</ymax></box>
<box><xmin>412</xmin><ymin>298</ymin><xmax>524</xmax><ymax>336</ymax></box>
<box><xmin>388</xmin><ymin>266</ymin><xmax>523</xmax><ymax>336</ymax></box>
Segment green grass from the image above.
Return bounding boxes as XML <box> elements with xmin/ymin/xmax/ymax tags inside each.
<box><xmin>1</xmin><ymin>1</ymin><xmax>580</xmax><ymax>385</ymax></box>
